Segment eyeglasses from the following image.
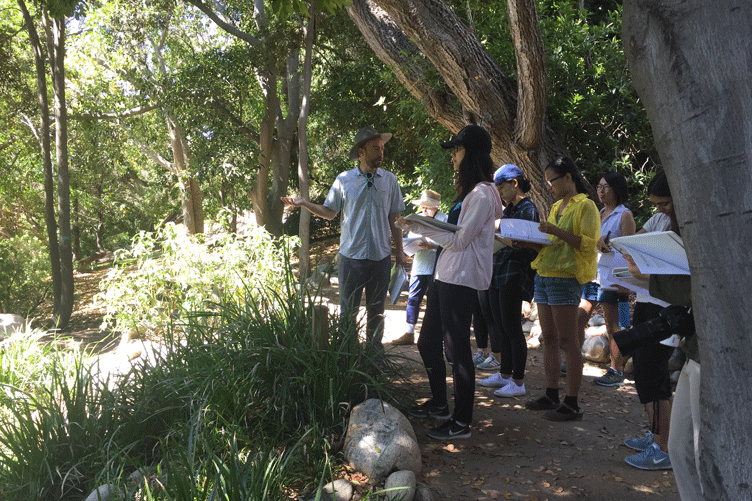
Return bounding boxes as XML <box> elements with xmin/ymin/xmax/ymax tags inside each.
<box><xmin>365</xmin><ymin>172</ymin><xmax>373</xmax><ymax>188</ymax></box>
<box><xmin>596</xmin><ymin>183</ymin><xmax>610</xmax><ymax>191</ymax></box>
<box><xmin>546</xmin><ymin>173</ymin><xmax>565</xmax><ymax>186</ymax></box>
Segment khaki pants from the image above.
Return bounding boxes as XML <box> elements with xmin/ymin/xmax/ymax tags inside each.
<box><xmin>668</xmin><ymin>359</ymin><xmax>703</xmax><ymax>500</ymax></box>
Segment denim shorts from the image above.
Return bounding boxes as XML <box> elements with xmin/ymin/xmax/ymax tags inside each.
<box><xmin>534</xmin><ymin>274</ymin><xmax>583</xmax><ymax>306</ymax></box>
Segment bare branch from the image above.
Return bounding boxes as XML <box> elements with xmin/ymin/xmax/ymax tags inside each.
<box><xmin>70</xmin><ymin>104</ymin><xmax>159</xmax><ymax>121</ymax></box>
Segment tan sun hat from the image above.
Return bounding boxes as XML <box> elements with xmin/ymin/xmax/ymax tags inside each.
<box><xmin>410</xmin><ymin>189</ymin><xmax>441</xmax><ymax>207</ymax></box>
<box><xmin>348</xmin><ymin>125</ymin><xmax>393</xmax><ymax>161</ymax></box>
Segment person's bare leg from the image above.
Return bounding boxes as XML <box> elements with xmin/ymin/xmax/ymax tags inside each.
<box><xmin>538</xmin><ymin>304</ymin><xmax>560</xmax><ymax>390</ymax></box>
<box><xmin>577</xmin><ymin>299</ymin><xmax>594</xmax><ymax>349</ymax></box>
<box><xmin>552</xmin><ymin>304</ymin><xmax>583</xmax><ymax>398</ymax></box>
<box><xmin>603</xmin><ymin>302</ymin><xmax>625</xmax><ymax>371</ymax></box>
<box><xmin>646</xmin><ymin>399</ymin><xmax>672</xmax><ymax>451</ymax></box>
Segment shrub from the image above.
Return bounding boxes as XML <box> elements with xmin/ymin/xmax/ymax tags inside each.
<box><xmin>0</xmin><ymin>236</ymin><xmax>51</xmax><ymax>317</ymax></box>
<box><xmin>97</xmin><ymin>223</ymin><xmax>299</xmax><ymax>339</ymax></box>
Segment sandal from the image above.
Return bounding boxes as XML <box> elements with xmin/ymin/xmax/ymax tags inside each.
<box><xmin>543</xmin><ymin>402</ymin><xmax>583</xmax><ymax>421</ymax></box>
<box><xmin>525</xmin><ymin>394</ymin><xmax>559</xmax><ymax>411</ymax></box>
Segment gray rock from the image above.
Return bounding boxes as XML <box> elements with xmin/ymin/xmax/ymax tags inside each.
<box><xmin>415</xmin><ymin>483</ymin><xmax>433</xmax><ymax>501</ymax></box>
<box><xmin>308</xmin><ymin>478</ymin><xmax>353</xmax><ymax>501</ymax></box>
<box><xmin>582</xmin><ymin>334</ymin><xmax>610</xmax><ymax>363</ymax></box>
<box><xmin>343</xmin><ymin>399</ymin><xmax>421</xmax><ymax>482</ymax></box>
<box><xmin>83</xmin><ymin>484</ymin><xmax>121</xmax><ymax>501</ymax></box>
<box><xmin>589</xmin><ymin>314</ymin><xmax>606</xmax><ymax>326</ymax></box>
<box><xmin>0</xmin><ymin>313</ymin><xmax>25</xmax><ymax>337</ymax></box>
<box><xmin>384</xmin><ymin>470</ymin><xmax>416</xmax><ymax>501</ymax></box>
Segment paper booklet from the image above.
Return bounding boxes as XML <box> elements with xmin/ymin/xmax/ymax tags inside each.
<box><xmin>496</xmin><ymin>219</ymin><xmax>551</xmax><ymax>246</ymax></box>
<box><xmin>404</xmin><ymin>213</ymin><xmax>459</xmax><ymax>232</ymax></box>
<box><xmin>609</xmin><ymin>268</ymin><xmax>670</xmax><ymax>307</ymax></box>
<box><xmin>608</xmin><ymin>231</ymin><xmax>689</xmax><ymax>275</ymax></box>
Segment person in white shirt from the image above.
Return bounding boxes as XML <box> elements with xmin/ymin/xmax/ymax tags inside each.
<box><xmin>399</xmin><ymin>124</ymin><xmax>503</xmax><ymax>440</ymax></box>
<box><xmin>391</xmin><ymin>190</ymin><xmax>447</xmax><ymax>346</ymax></box>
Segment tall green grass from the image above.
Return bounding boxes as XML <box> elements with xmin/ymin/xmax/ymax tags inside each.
<box><xmin>0</xmin><ymin>277</ymin><xmax>403</xmax><ymax>500</ymax></box>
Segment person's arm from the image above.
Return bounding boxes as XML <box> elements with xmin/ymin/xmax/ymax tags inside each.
<box><xmin>538</xmin><ymin>221</ymin><xmax>582</xmax><ymax>249</ymax></box>
<box><xmin>280</xmin><ymin>196</ymin><xmax>337</xmax><ymax>220</ymax></box>
<box><xmin>620</xmin><ymin>209</ymin><xmax>637</xmax><ymax>237</ymax></box>
<box><xmin>389</xmin><ymin>212</ymin><xmax>408</xmax><ymax>267</ymax></box>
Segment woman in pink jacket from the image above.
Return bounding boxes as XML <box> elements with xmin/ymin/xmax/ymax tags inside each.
<box><xmin>400</xmin><ymin>125</ymin><xmax>503</xmax><ymax>440</ymax></box>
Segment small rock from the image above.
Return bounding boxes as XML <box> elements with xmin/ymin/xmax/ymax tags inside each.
<box><xmin>589</xmin><ymin>314</ymin><xmax>606</xmax><ymax>327</ymax></box>
<box><xmin>415</xmin><ymin>483</ymin><xmax>433</xmax><ymax>501</ymax></box>
<box><xmin>84</xmin><ymin>484</ymin><xmax>121</xmax><ymax>501</ymax></box>
<box><xmin>309</xmin><ymin>478</ymin><xmax>353</xmax><ymax>501</ymax></box>
<box><xmin>384</xmin><ymin>470</ymin><xmax>416</xmax><ymax>501</ymax></box>
<box><xmin>582</xmin><ymin>334</ymin><xmax>609</xmax><ymax>363</ymax></box>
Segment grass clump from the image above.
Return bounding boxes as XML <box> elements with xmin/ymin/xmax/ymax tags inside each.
<box><xmin>0</xmin><ymin>227</ymin><xmax>403</xmax><ymax>500</ymax></box>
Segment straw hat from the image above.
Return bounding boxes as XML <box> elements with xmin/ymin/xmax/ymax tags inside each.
<box><xmin>348</xmin><ymin>125</ymin><xmax>393</xmax><ymax>161</ymax></box>
<box><xmin>410</xmin><ymin>189</ymin><xmax>442</xmax><ymax>207</ymax></box>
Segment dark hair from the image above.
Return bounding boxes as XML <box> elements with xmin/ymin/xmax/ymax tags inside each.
<box><xmin>601</xmin><ymin>171</ymin><xmax>629</xmax><ymax>205</ymax></box>
<box><xmin>455</xmin><ymin>145</ymin><xmax>494</xmax><ymax>201</ymax></box>
<box><xmin>545</xmin><ymin>156</ymin><xmax>588</xmax><ymax>194</ymax></box>
<box><xmin>512</xmin><ymin>176</ymin><xmax>532</xmax><ymax>193</ymax></box>
<box><xmin>647</xmin><ymin>171</ymin><xmax>672</xmax><ymax>197</ymax></box>
<box><xmin>647</xmin><ymin>171</ymin><xmax>679</xmax><ymax>234</ymax></box>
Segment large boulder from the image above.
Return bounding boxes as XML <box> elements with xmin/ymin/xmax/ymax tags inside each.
<box><xmin>384</xmin><ymin>470</ymin><xmax>416</xmax><ymax>501</ymax></box>
<box><xmin>343</xmin><ymin>399</ymin><xmax>421</xmax><ymax>482</ymax></box>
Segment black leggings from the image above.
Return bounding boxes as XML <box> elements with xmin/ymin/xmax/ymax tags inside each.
<box><xmin>481</xmin><ymin>278</ymin><xmax>528</xmax><ymax>380</ymax></box>
<box><xmin>418</xmin><ymin>280</ymin><xmax>477</xmax><ymax>424</ymax></box>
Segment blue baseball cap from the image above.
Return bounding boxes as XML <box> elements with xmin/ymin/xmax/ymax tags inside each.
<box><xmin>494</xmin><ymin>164</ymin><xmax>524</xmax><ymax>185</ymax></box>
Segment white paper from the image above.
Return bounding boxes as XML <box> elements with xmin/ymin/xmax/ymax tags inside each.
<box><xmin>389</xmin><ymin>265</ymin><xmax>408</xmax><ymax>304</ymax></box>
<box><xmin>496</xmin><ymin>219</ymin><xmax>551</xmax><ymax>245</ymax></box>
<box><xmin>609</xmin><ymin>231</ymin><xmax>689</xmax><ymax>275</ymax></box>
<box><xmin>402</xmin><ymin>235</ymin><xmax>424</xmax><ymax>257</ymax></box>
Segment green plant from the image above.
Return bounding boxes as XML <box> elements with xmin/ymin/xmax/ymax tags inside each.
<box><xmin>98</xmin><ymin>222</ymin><xmax>300</xmax><ymax>339</ymax></box>
<box><xmin>0</xmin><ymin>236</ymin><xmax>51</xmax><ymax>317</ymax></box>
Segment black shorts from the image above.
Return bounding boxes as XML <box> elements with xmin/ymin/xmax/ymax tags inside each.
<box><xmin>631</xmin><ymin>302</ymin><xmax>674</xmax><ymax>404</ymax></box>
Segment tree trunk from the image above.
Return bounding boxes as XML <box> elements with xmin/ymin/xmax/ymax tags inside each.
<box><xmin>346</xmin><ymin>0</ymin><xmax>570</xmax><ymax>212</ymax></box>
<box><xmin>44</xmin><ymin>13</ymin><xmax>73</xmax><ymax>329</ymax></box>
<box><xmin>18</xmin><ymin>0</ymin><xmax>62</xmax><ymax>313</ymax></box>
<box><xmin>296</xmin><ymin>4</ymin><xmax>317</xmax><ymax>280</ymax></box>
<box><xmin>623</xmin><ymin>2</ymin><xmax>752</xmax><ymax>499</ymax></box>
<box><xmin>166</xmin><ymin>114</ymin><xmax>204</xmax><ymax>235</ymax></box>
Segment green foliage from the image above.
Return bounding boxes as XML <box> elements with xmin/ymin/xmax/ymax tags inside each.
<box><xmin>98</xmin><ymin>222</ymin><xmax>300</xmax><ymax>338</ymax></box>
<box><xmin>0</xmin><ymin>257</ymin><xmax>400</xmax><ymax>500</ymax></box>
<box><xmin>0</xmin><ymin>236</ymin><xmax>51</xmax><ymax>316</ymax></box>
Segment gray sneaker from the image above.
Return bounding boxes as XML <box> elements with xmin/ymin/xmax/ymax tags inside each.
<box><xmin>477</xmin><ymin>354</ymin><xmax>501</xmax><ymax>371</ymax></box>
<box><xmin>595</xmin><ymin>367</ymin><xmax>624</xmax><ymax>387</ymax></box>
<box><xmin>472</xmin><ymin>350</ymin><xmax>486</xmax><ymax>366</ymax></box>
<box><xmin>625</xmin><ymin>443</ymin><xmax>672</xmax><ymax>470</ymax></box>
<box><xmin>624</xmin><ymin>431</ymin><xmax>654</xmax><ymax>451</ymax></box>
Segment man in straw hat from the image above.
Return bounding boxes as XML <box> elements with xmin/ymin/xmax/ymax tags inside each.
<box><xmin>281</xmin><ymin>126</ymin><xmax>407</xmax><ymax>349</ymax></box>
<box><xmin>391</xmin><ymin>189</ymin><xmax>447</xmax><ymax>346</ymax></box>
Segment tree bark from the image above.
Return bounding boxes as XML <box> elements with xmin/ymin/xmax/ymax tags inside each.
<box><xmin>18</xmin><ymin>0</ymin><xmax>62</xmax><ymax>314</ymax></box>
<box><xmin>43</xmin><ymin>12</ymin><xmax>73</xmax><ymax>329</ymax></box>
<box><xmin>623</xmin><ymin>2</ymin><xmax>752</xmax><ymax>499</ymax></box>
<box><xmin>296</xmin><ymin>3</ymin><xmax>317</xmax><ymax>279</ymax></box>
<box><xmin>347</xmin><ymin>0</ymin><xmax>569</xmax><ymax>211</ymax></box>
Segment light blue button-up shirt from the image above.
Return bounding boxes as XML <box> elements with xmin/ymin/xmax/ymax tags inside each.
<box><xmin>324</xmin><ymin>167</ymin><xmax>405</xmax><ymax>261</ymax></box>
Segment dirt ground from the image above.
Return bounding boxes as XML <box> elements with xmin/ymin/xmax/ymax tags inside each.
<box><xmin>57</xmin><ymin>244</ymin><xmax>680</xmax><ymax>501</ymax></box>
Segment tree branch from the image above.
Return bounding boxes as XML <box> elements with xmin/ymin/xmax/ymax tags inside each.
<box><xmin>70</xmin><ymin>104</ymin><xmax>160</xmax><ymax>121</ymax></box>
<box><xmin>184</xmin><ymin>0</ymin><xmax>261</xmax><ymax>46</ymax></box>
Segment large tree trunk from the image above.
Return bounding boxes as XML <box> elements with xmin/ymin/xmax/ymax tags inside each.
<box><xmin>18</xmin><ymin>0</ymin><xmax>62</xmax><ymax>313</ymax></box>
<box><xmin>166</xmin><ymin>110</ymin><xmax>204</xmax><ymax>235</ymax></box>
<box><xmin>44</xmin><ymin>13</ymin><xmax>73</xmax><ymax>329</ymax></box>
<box><xmin>623</xmin><ymin>2</ymin><xmax>752</xmax><ymax>499</ymax></box>
<box><xmin>346</xmin><ymin>0</ymin><xmax>569</xmax><ymax>211</ymax></box>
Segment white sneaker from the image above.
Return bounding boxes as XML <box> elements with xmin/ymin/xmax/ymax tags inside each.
<box><xmin>478</xmin><ymin>372</ymin><xmax>510</xmax><ymax>388</ymax></box>
<box><xmin>494</xmin><ymin>382</ymin><xmax>526</xmax><ymax>397</ymax></box>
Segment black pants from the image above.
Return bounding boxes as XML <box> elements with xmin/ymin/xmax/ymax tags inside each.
<box><xmin>632</xmin><ymin>302</ymin><xmax>674</xmax><ymax>404</ymax></box>
<box><xmin>418</xmin><ymin>280</ymin><xmax>477</xmax><ymax>424</ymax></box>
<box><xmin>487</xmin><ymin>279</ymin><xmax>528</xmax><ymax>380</ymax></box>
